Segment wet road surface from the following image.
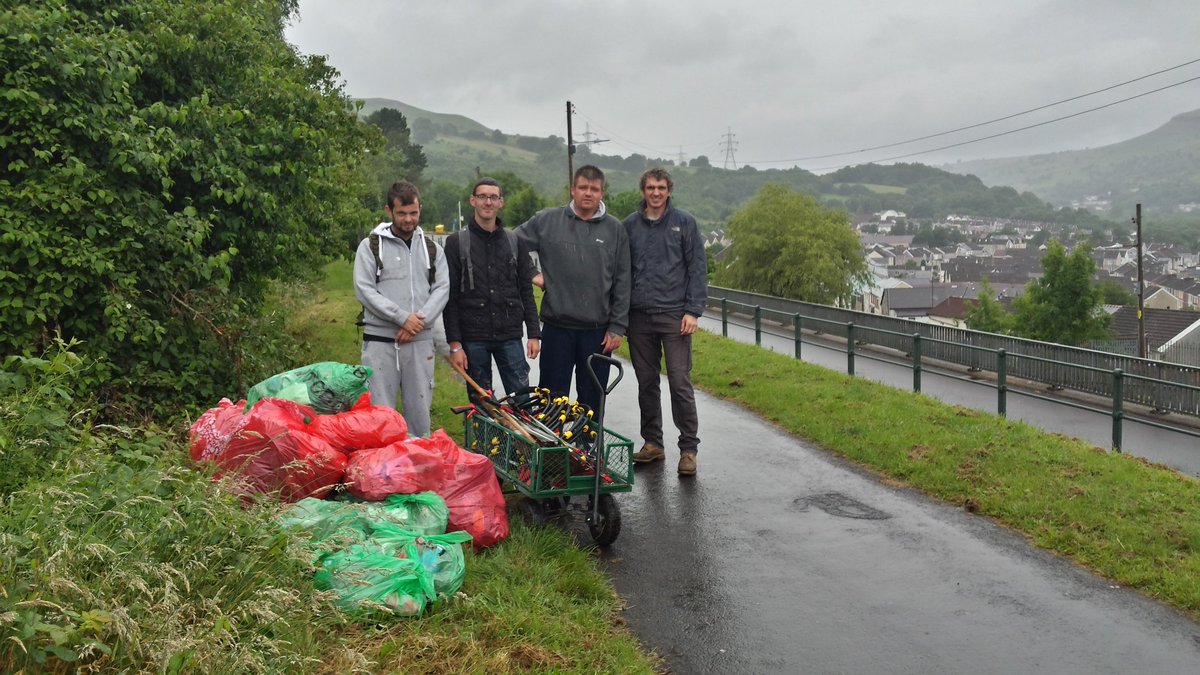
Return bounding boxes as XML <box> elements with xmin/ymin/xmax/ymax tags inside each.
<box><xmin>508</xmin><ymin>336</ymin><xmax>1200</xmax><ymax>673</ymax></box>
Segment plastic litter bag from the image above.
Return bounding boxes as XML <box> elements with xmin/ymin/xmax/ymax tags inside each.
<box><xmin>344</xmin><ymin>439</ymin><xmax>447</xmax><ymax>501</ymax></box>
<box><xmin>314</xmin><ymin>543</ymin><xmax>435</xmax><ymax>617</ymax></box>
<box><xmin>426</xmin><ymin>430</ymin><xmax>509</xmax><ymax>549</ymax></box>
<box><xmin>361</xmin><ymin>492</ymin><xmax>449</xmax><ymax>536</ymax></box>
<box><xmin>200</xmin><ymin>398</ymin><xmax>347</xmax><ymax>501</ymax></box>
<box><xmin>189</xmin><ymin>398</ymin><xmax>250</xmax><ymax>462</ymax></box>
<box><xmin>370</xmin><ymin>525</ymin><xmax>472</xmax><ymax>597</ymax></box>
<box><xmin>245</xmin><ymin>362</ymin><xmax>371</xmax><ymax>414</ymax></box>
<box><xmin>309</xmin><ymin>392</ymin><xmax>408</xmax><ymax>453</ymax></box>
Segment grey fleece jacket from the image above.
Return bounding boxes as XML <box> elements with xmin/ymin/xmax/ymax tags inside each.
<box><xmin>353</xmin><ymin>222</ymin><xmax>449</xmax><ymax>341</ymax></box>
<box><xmin>516</xmin><ymin>202</ymin><xmax>631</xmax><ymax>335</ymax></box>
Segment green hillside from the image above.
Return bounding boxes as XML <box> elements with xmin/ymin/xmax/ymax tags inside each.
<box><xmin>357</xmin><ymin>98</ymin><xmax>1126</xmax><ymax>235</ymax></box>
<box><xmin>357</xmin><ymin>97</ymin><xmax>490</xmax><ymax>136</ymax></box>
<box><xmin>945</xmin><ymin>109</ymin><xmax>1200</xmax><ymax>216</ymax></box>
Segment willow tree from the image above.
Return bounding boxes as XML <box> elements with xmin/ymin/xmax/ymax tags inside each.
<box><xmin>715</xmin><ymin>184</ymin><xmax>868</xmax><ymax>305</ymax></box>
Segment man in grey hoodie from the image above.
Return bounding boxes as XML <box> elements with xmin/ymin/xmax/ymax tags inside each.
<box><xmin>517</xmin><ymin>165</ymin><xmax>630</xmax><ymax>412</ymax></box>
<box><xmin>354</xmin><ymin>181</ymin><xmax>449</xmax><ymax>437</ymax></box>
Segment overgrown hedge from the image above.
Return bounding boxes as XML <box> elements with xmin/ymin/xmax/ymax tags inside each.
<box><xmin>0</xmin><ymin>1</ymin><xmax>377</xmax><ymax>415</ymax></box>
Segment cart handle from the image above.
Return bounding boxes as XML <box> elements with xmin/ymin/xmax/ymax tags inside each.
<box><xmin>586</xmin><ymin>353</ymin><xmax>623</xmax><ymax>395</ymax></box>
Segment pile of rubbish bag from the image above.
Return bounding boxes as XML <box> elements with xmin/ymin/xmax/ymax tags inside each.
<box><xmin>188</xmin><ymin>362</ymin><xmax>510</xmax><ymax>617</ymax></box>
<box><xmin>280</xmin><ymin>493</ymin><xmax>472</xmax><ymax>617</ymax></box>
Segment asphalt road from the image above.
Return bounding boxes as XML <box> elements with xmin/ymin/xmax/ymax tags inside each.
<box><xmin>507</xmin><ymin>329</ymin><xmax>1200</xmax><ymax>674</ymax></box>
<box><xmin>593</xmin><ymin>378</ymin><xmax>1200</xmax><ymax>674</ymax></box>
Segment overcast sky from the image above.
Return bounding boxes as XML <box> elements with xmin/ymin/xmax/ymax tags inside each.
<box><xmin>284</xmin><ymin>1</ymin><xmax>1200</xmax><ymax>172</ymax></box>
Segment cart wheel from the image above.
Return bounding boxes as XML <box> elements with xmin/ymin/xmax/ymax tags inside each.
<box><xmin>515</xmin><ymin>498</ymin><xmax>546</xmax><ymax>527</ymax></box>
<box><xmin>587</xmin><ymin>493</ymin><xmax>621</xmax><ymax>546</ymax></box>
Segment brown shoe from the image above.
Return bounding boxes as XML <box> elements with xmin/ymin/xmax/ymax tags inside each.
<box><xmin>678</xmin><ymin>453</ymin><xmax>697</xmax><ymax>476</ymax></box>
<box><xmin>632</xmin><ymin>442</ymin><xmax>665</xmax><ymax>463</ymax></box>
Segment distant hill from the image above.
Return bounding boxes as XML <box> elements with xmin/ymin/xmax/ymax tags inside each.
<box><xmin>944</xmin><ymin>109</ymin><xmax>1200</xmax><ymax>216</ymax></box>
<box><xmin>354</xmin><ymin>97</ymin><xmax>1126</xmax><ymax>235</ymax></box>
<box><xmin>357</xmin><ymin>97</ymin><xmax>490</xmax><ymax>136</ymax></box>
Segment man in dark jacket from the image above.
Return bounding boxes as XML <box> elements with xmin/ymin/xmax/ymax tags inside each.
<box><xmin>624</xmin><ymin>168</ymin><xmax>707</xmax><ymax>476</ymax></box>
<box><xmin>444</xmin><ymin>178</ymin><xmax>541</xmax><ymax>402</ymax></box>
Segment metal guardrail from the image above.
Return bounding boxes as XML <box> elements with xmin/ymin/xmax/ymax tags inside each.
<box><xmin>708</xmin><ymin>286</ymin><xmax>1200</xmax><ymax>452</ymax></box>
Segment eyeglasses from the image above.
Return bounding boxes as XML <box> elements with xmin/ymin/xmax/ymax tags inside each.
<box><xmin>473</xmin><ymin>194</ymin><xmax>504</xmax><ymax>202</ymax></box>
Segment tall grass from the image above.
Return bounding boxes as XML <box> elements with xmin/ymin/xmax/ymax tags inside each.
<box><xmin>1</xmin><ymin>275</ymin><xmax>657</xmax><ymax>673</ymax></box>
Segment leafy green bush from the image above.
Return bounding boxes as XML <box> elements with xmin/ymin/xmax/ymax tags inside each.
<box><xmin>0</xmin><ymin>340</ymin><xmax>90</xmax><ymax>497</ymax></box>
<box><xmin>0</xmin><ymin>1</ymin><xmax>377</xmax><ymax>414</ymax></box>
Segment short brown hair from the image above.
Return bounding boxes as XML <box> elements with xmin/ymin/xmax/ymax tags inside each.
<box><xmin>472</xmin><ymin>177</ymin><xmax>502</xmax><ymax>196</ymax></box>
<box><xmin>639</xmin><ymin>167</ymin><xmax>674</xmax><ymax>191</ymax></box>
<box><xmin>386</xmin><ymin>181</ymin><xmax>420</xmax><ymax>209</ymax></box>
<box><xmin>573</xmin><ymin>164</ymin><xmax>605</xmax><ymax>187</ymax></box>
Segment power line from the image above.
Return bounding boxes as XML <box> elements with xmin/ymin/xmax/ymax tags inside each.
<box><xmin>743</xmin><ymin>56</ymin><xmax>1200</xmax><ymax>165</ymax></box>
<box><xmin>572</xmin><ymin>109</ymin><xmax>712</xmax><ymax>156</ymax></box>
<box><xmin>806</xmin><ymin>73</ymin><xmax>1200</xmax><ymax>171</ymax></box>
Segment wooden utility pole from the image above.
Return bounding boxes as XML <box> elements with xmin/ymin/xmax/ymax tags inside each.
<box><xmin>566</xmin><ymin>101</ymin><xmax>575</xmax><ymax>190</ymax></box>
<box><xmin>1136</xmin><ymin>203</ymin><xmax>1146</xmax><ymax>359</ymax></box>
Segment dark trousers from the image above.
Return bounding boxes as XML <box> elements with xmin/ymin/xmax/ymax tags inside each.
<box><xmin>461</xmin><ymin>339</ymin><xmax>529</xmax><ymax>402</ymax></box>
<box><xmin>539</xmin><ymin>322</ymin><xmax>611</xmax><ymax>413</ymax></box>
<box><xmin>627</xmin><ymin>310</ymin><xmax>699</xmax><ymax>454</ymax></box>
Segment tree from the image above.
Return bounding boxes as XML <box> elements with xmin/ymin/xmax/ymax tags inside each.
<box><xmin>965</xmin><ymin>278</ymin><xmax>1012</xmax><ymax>334</ymax></box>
<box><xmin>1097</xmin><ymin>280</ymin><xmax>1136</xmax><ymax>306</ymax></box>
<box><xmin>690</xmin><ymin>155</ymin><xmax>711</xmax><ymax>168</ymax></box>
<box><xmin>1010</xmin><ymin>240</ymin><xmax>1111</xmax><ymax>345</ymax></box>
<box><xmin>714</xmin><ymin>184</ymin><xmax>868</xmax><ymax>306</ymax></box>
<box><xmin>0</xmin><ymin>0</ymin><xmax>376</xmax><ymax>412</ymax></box>
<box><xmin>605</xmin><ymin>190</ymin><xmax>642</xmax><ymax>221</ymax></box>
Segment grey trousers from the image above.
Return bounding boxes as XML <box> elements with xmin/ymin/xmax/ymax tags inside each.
<box><xmin>362</xmin><ymin>339</ymin><xmax>436</xmax><ymax>437</ymax></box>
<box><xmin>626</xmin><ymin>310</ymin><xmax>700</xmax><ymax>454</ymax></box>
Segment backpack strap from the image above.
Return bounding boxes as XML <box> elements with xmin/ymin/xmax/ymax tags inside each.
<box><xmin>369</xmin><ymin>233</ymin><xmax>383</xmax><ymax>281</ymax></box>
<box><xmin>458</xmin><ymin>230</ymin><xmax>475</xmax><ymax>292</ymax></box>
<box><xmin>425</xmin><ymin>236</ymin><xmax>437</xmax><ymax>286</ymax></box>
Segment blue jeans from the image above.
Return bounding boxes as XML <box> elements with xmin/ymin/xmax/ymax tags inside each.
<box><xmin>461</xmin><ymin>339</ymin><xmax>530</xmax><ymax>401</ymax></box>
<box><xmin>539</xmin><ymin>323</ymin><xmax>611</xmax><ymax>413</ymax></box>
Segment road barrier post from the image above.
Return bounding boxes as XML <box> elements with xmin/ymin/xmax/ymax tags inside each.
<box><xmin>721</xmin><ymin>299</ymin><xmax>728</xmax><ymax>337</ymax></box>
<box><xmin>1112</xmin><ymin>368</ymin><xmax>1124</xmax><ymax>452</ymax></box>
<box><xmin>997</xmin><ymin>349</ymin><xmax>1007</xmax><ymax>417</ymax></box>
<box><xmin>847</xmin><ymin>322</ymin><xmax>856</xmax><ymax>376</ymax></box>
<box><xmin>912</xmin><ymin>333</ymin><xmax>922</xmax><ymax>393</ymax></box>
<box><xmin>794</xmin><ymin>314</ymin><xmax>803</xmax><ymax>360</ymax></box>
<box><xmin>754</xmin><ymin>306</ymin><xmax>762</xmax><ymax>346</ymax></box>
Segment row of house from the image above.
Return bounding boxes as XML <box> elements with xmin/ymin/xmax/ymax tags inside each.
<box><xmin>851</xmin><ymin>217</ymin><xmax>1200</xmax><ymax>364</ymax></box>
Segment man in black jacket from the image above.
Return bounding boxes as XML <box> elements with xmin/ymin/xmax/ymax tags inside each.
<box><xmin>624</xmin><ymin>168</ymin><xmax>707</xmax><ymax>476</ymax></box>
<box><xmin>443</xmin><ymin>178</ymin><xmax>541</xmax><ymax>401</ymax></box>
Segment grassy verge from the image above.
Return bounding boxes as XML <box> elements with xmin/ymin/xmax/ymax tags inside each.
<box><xmin>688</xmin><ymin>331</ymin><xmax>1200</xmax><ymax>616</ymax></box>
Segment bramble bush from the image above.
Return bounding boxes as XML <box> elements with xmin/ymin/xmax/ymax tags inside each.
<box><xmin>0</xmin><ymin>0</ymin><xmax>378</xmax><ymax>416</ymax></box>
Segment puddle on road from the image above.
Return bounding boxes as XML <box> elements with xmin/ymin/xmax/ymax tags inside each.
<box><xmin>794</xmin><ymin>492</ymin><xmax>891</xmax><ymax>520</ymax></box>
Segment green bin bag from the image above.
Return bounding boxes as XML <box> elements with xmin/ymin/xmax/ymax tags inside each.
<box><xmin>314</xmin><ymin>543</ymin><xmax>435</xmax><ymax>617</ymax></box>
<box><xmin>245</xmin><ymin>362</ymin><xmax>371</xmax><ymax>414</ymax></box>
<box><xmin>370</xmin><ymin>524</ymin><xmax>473</xmax><ymax>597</ymax></box>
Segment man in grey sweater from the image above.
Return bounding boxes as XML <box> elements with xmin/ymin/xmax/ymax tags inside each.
<box><xmin>353</xmin><ymin>181</ymin><xmax>449</xmax><ymax>437</ymax></box>
<box><xmin>516</xmin><ymin>165</ymin><xmax>630</xmax><ymax>412</ymax></box>
<box><xmin>624</xmin><ymin>168</ymin><xmax>707</xmax><ymax>476</ymax></box>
